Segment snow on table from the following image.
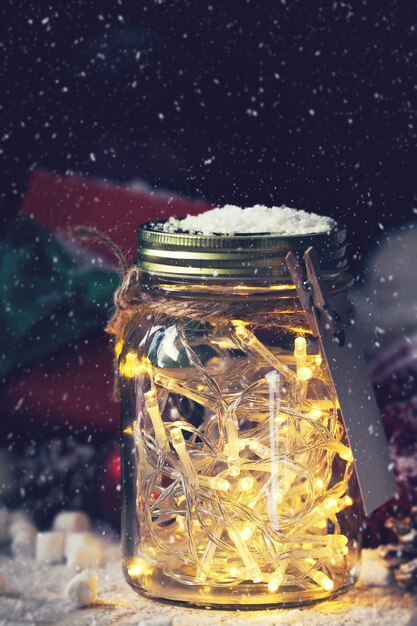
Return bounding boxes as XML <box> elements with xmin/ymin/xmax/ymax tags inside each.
<box><xmin>1</xmin><ymin>543</ymin><xmax>416</xmax><ymax>626</ymax></box>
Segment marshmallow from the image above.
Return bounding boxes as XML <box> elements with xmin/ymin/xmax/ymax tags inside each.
<box><xmin>10</xmin><ymin>517</ymin><xmax>37</xmax><ymax>539</ymax></box>
<box><xmin>65</xmin><ymin>533</ymin><xmax>105</xmax><ymax>571</ymax></box>
<box><xmin>359</xmin><ymin>549</ymin><xmax>390</xmax><ymax>587</ymax></box>
<box><xmin>12</xmin><ymin>523</ymin><xmax>37</xmax><ymax>558</ymax></box>
<box><xmin>53</xmin><ymin>511</ymin><xmax>90</xmax><ymax>533</ymax></box>
<box><xmin>138</xmin><ymin>617</ymin><xmax>172</xmax><ymax>626</ymax></box>
<box><xmin>67</xmin><ymin>545</ymin><xmax>105</xmax><ymax>571</ymax></box>
<box><xmin>65</xmin><ymin>533</ymin><xmax>102</xmax><ymax>558</ymax></box>
<box><xmin>36</xmin><ymin>531</ymin><xmax>65</xmax><ymax>564</ymax></box>
<box><xmin>0</xmin><ymin>508</ymin><xmax>10</xmax><ymax>544</ymax></box>
<box><xmin>10</xmin><ymin>511</ymin><xmax>31</xmax><ymax>527</ymax></box>
<box><xmin>65</xmin><ymin>570</ymin><xmax>98</xmax><ymax>607</ymax></box>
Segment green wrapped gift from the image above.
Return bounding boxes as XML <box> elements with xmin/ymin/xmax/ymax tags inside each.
<box><xmin>0</xmin><ymin>215</ymin><xmax>118</xmax><ymax>378</ymax></box>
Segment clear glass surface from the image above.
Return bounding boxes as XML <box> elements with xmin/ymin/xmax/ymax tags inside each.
<box><xmin>119</xmin><ymin>279</ymin><xmax>362</xmax><ymax>608</ymax></box>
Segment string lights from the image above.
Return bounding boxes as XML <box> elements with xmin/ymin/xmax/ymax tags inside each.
<box><xmin>120</xmin><ymin>319</ymin><xmax>357</xmax><ymax>603</ymax></box>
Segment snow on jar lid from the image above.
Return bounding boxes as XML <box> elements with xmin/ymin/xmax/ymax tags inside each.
<box><xmin>137</xmin><ymin>204</ymin><xmax>351</xmax><ymax>286</ymax></box>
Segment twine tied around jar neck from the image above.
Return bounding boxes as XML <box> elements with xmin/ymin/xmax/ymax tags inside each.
<box><xmin>68</xmin><ymin>226</ymin><xmax>310</xmax><ymax>331</ymax></box>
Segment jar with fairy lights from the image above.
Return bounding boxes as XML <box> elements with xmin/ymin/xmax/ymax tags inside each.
<box><xmin>111</xmin><ymin>206</ymin><xmax>395</xmax><ymax>609</ymax></box>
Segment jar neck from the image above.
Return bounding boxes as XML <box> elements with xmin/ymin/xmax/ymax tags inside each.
<box><xmin>139</xmin><ymin>271</ymin><xmax>352</xmax><ymax>328</ymax></box>
<box><xmin>140</xmin><ymin>271</ymin><xmax>298</xmax><ymax>301</ymax></box>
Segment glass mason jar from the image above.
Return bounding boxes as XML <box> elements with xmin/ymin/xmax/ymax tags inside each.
<box><xmin>117</xmin><ymin>222</ymin><xmax>362</xmax><ymax>609</ymax></box>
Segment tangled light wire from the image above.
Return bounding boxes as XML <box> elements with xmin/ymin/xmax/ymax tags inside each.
<box><xmin>123</xmin><ymin>317</ymin><xmax>354</xmax><ymax>594</ymax></box>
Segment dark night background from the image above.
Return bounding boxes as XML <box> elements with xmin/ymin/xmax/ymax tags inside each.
<box><xmin>1</xmin><ymin>0</ymin><xmax>416</xmax><ymax>263</ymax></box>
<box><xmin>0</xmin><ymin>1</ymin><xmax>416</xmax><ymax>536</ymax></box>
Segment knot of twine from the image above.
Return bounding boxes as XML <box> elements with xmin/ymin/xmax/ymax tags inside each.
<box><xmin>113</xmin><ymin>265</ymin><xmax>143</xmax><ymax>311</ymax></box>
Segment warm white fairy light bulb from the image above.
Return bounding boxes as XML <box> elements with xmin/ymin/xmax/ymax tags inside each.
<box><xmin>248</xmin><ymin>440</ymin><xmax>270</xmax><ymax>459</ymax></box>
<box><xmin>233</xmin><ymin>322</ymin><xmax>294</xmax><ymax>380</ymax></box>
<box><xmin>327</xmin><ymin>441</ymin><xmax>354</xmax><ymax>462</ymax></box>
<box><xmin>199</xmin><ymin>476</ymin><xmax>230</xmax><ymax>492</ymax></box>
<box><xmin>127</xmin><ymin>557</ymin><xmax>153</xmax><ymax>577</ymax></box>
<box><xmin>120</xmin><ymin>353</ymin><xmax>151</xmax><ymax>379</ymax></box>
<box><xmin>294</xmin><ymin>336</ymin><xmax>313</xmax><ymax>381</ymax></box>
<box><xmin>268</xmin><ymin>558</ymin><xmax>289</xmax><ymax>592</ymax></box>
<box><xmin>154</xmin><ymin>371</ymin><xmax>218</xmax><ymax>411</ymax></box>
<box><xmin>144</xmin><ymin>386</ymin><xmax>168</xmax><ymax>450</ymax></box>
<box><xmin>309</xmin><ymin>408</ymin><xmax>323</xmax><ymax>420</ymax></box>
<box><xmin>225</xmin><ymin>410</ymin><xmax>241</xmax><ymax>476</ymax></box>
<box><xmin>239</xmin><ymin>524</ymin><xmax>254</xmax><ymax>541</ymax></box>
<box><xmin>239</xmin><ymin>476</ymin><xmax>255</xmax><ymax>492</ymax></box>
<box><xmin>296</xmin><ymin>559</ymin><xmax>335</xmax><ymax>591</ymax></box>
<box><xmin>170</xmin><ymin>426</ymin><xmax>196</xmax><ymax>487</ymax></box>
<box><xmin>228</xmin><ymin>527</ymin><xmax>263</xmax><ymax>583</ymax></box>
<box><xmin>312</xmin><ymin>570</ymin><xmax>335</xmax><ymax>591</ymax></box>
<box><xmin>119</xmin><ymin>351</ymin><xmax>140</xmax><ymax>378</ymax></box>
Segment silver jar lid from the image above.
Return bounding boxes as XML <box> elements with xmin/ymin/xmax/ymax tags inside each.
<box><xmin>137</xmin><ymin>220</ymin><xmax>352</xmax><ymax>288</ymax></box>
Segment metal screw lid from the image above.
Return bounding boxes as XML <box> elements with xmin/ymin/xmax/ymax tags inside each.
<box><xmin>137</xmin><ymin>220</ymin><xmax>352</xmax><ymax>288</ymax></box>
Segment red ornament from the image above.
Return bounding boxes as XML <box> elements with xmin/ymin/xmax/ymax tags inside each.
<box><xmin>97</xmin><ymin>444</ymin><xmax>122</xmax><ymax>530</ymax></box>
